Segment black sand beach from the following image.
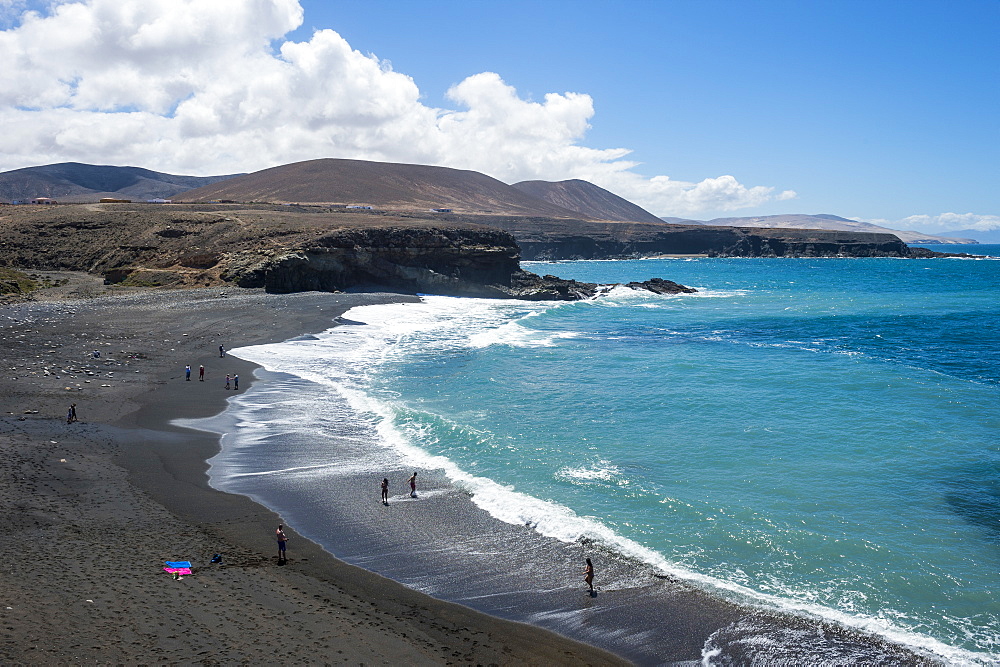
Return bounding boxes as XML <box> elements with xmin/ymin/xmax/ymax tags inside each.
<box><xmin>0</xmin><ymin>276</ymin><xmax>937</xmax><ymax>664</ymax></box>
<box><xmin>0</xmin><ymin>277</ymin><xmax>624</xmax><ymax>664</ymax></box>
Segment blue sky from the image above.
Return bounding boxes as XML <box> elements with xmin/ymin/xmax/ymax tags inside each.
<box><xmin>1</xmin><ymin>0</ymin><xmax>997</xmax><ymax>232</ymax></box>
<box><xmin>297</xmin><ymin>0</ymin><xmax>998</xmax><ymax>227</ymax></box>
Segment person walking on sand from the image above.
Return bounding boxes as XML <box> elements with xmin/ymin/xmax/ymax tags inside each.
<box><xmin>199</xmin><ymin>365</ymin><xmax>204</xmax><ymax>381</ymax></box>
<box><xmin>185</xmin><ymin>365</ymin><xmax>191</xmax><ymax>381</ymax></box>
<box><xmin>70</xmin><ymin>403</ymin><xmax>77</xmax><ymax>422</ymax></box>
<box><xmin>407</xmin><ymin>472</ymin><xmax>418</xmax><ymax>498</ymax></box>
<box><xmin>276</xmin><ymin>524</ymin><xmax>288</xmax><ymax>561</ymax></box>
<box><xmin>583</xmin><ymin>557</ymin><xmax>595</xmax><ymax>593</ymax></box>
<box><xmin>381</xmin><ymin>477</ymin><xmax>390</xmax><ymax>504</ymax></box>
<box><xmin>225</xmin><ymin>374</ymin><xmax>231</xmax><ymax>390</ymax></box>
<box><xmin>233</xmin><ymin>374</ymin><xmax>239</xmax><ymax>390</ymax></box>
<box><xmin>219</xmin><ymin>345</ymin><xmax>225</xmax><ymax>358</ymax></box>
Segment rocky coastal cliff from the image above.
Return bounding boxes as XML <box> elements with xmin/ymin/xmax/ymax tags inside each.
<box><xmin>2</xmin><ymin>203</ymin><xmax>955</xmax><ymax>303</ymax></box>
<box><xmin>465</xmin><ymin>215</ymin><xmax>920</xmax><ymax>259</ymax></box>
<box><xmin>0</xmin><ymin>203</ymin><xmax>696</xmax><ymax>301</ymax></box>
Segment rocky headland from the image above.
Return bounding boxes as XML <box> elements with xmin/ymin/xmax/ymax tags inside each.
<box><xmin>0</xmin><ymin>203</ymin><xmax>702</xmax><ymax>301</ymax></box>
<box><xmin>0</xmin><ymin>158</ymin><xmax>961</xmax><ymax>299</ymax></box>
<box><xmin>463</xmin><ymin>213</ymin><xmax>934</xmax><ymax>260</ymax></box>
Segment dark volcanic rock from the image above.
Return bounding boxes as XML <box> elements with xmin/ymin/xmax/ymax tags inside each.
<box><xmin>508</xmin><ymin>271</ymin><xmax>601</xmax><ymax>300</ymax></box>
<box><xmin>2</xmin><ymin>203</ymin><xmax>693</xmax><ymax>302</ymax></box>
<box><xmin>626</xmin><ymin>278</ymin><xmax>698</xmax><ymax>295</ymax></box>
<box><xmin>463</xmin><ymin>215</ymin><xmax>923</xmax><ymax>260</ymax></box>
<box><xmin>223</xmin><ymin>225</ymin><xmax>525</xmax><ymax>298</ymax></box>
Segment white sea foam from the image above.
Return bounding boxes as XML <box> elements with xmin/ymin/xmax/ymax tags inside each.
<box><xmin>467</xmin><ymin>316</ymin><xmax>578</xmax><ymax>349</ymax></box>
<box><xmin>218</xmin><ymin>294</ymin><xmax>995</xmax><ymax>665</ymax></box>
<box><xmin>556</xmin><ymin>462</ymin><xmax>622</xmax><ymax>483</ymax></box>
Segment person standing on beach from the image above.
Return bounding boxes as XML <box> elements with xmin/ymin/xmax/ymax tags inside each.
<box><xmin>381</xmin><ymin>478</ymin><xmax>390</xmax><ymax>504</ymax></box>
<box><xmin>199</xmin><ymin>365</ymin><xmax>204</xmax><ymax>381</ymax></box>
<box><xmin>225</xmin><ymin>374</ymin><xmax>231</xmax><ymax>390</ymax></box>
<box><xmin>583</xmin><ymin>558</ymin><xmax>595</xmax><ymax>593</ymax></box>
<box><xmin>219</xmin><ymin>345</ymin><xmax>225</xmax><ymax>358</ymax></box>
<box><xmin>276</xmin><ymin>524</ymin><xmax>288</xmax><ymax>561</ymax></box>
<box><xmin>66</xmin><ymin>406</ymin><xmax>74</xmax><ymax>424</ymax></box>
<box><xmin>185</xmin><ymin>365</ymin><xmax>191</xmax><ymax>381</ymax></box>
<box><xmin>70</xmin><ymin>403</ymin><xmax>77</xmax><ymax>422</ymax></box>
<box><xmin>233</xmin><ymin>374</ymin><xmax>239</xmax><ymax>390</ymax></box>
<box><xmin>407</xmin><ymin>472</ymin><xmax>418</xmax><ymax>498</ymax></box>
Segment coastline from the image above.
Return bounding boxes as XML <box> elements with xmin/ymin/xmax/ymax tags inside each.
<box><xmin>0</xmin><ymin>282</ymin><xmax>625</xmax><ymax>664</ymax></box>
<box><xmin>196</xmin><ymin>297</ymin><xmax>947</xmax><ymax>665</ymax></box>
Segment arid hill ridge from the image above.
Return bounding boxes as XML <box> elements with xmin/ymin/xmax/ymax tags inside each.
<box><xmin>511</xmin><ymin>179</ymin><xmax>665</xmax><ymax>224</ymax></box>
<box><xmin>2</xmin><ymin>159</ymin><xmax>965</xmax><ymax>247</ymax></box>
<box><xmin>179</xmin><ymin>158</ymin><xmax>594</xmax><ymax>219</ymax></box>
<box><xmin>0</xmin><ymin>162</ymin><xmax>239</xmax><ymax>203</ymax></box>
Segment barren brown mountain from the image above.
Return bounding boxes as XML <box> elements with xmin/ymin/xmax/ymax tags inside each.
<box><xmin>511</xmin><ymin>178</ymin><xmax>665</xmax><ymax>224</ymax></box>
<box><xmin>0</xmin><ymin>162</ymin><xmax>238</xmax><ymax>202</ymax></box>
<box><xmin>178</xmin><ymin>158</ymin><xmax>587</xmax><ymax>217</ymax></box>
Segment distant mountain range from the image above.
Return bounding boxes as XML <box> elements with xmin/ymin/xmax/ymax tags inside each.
<box><xmin>0</xmin><ymin>159</ymin><xmax>674</xmax><ymax>223</ymax></box>
<box><xmin>179</xmin><ymin>158</ymin><xmax>589</xmax><ymax>217</ymax></box>
<box><xmin>1</xmin><ymin>160</ymin><xmax>986</xmax><ymax>244</ymax></box>
<box><xmin>0</xmin><ymin>162</ymin><xmax>240</xmax><ymax>202</ymax></box>
<box><xmin>662</xmin><ymin>214</ymin><xmax>978</xmax><ymax>244</ymax></box>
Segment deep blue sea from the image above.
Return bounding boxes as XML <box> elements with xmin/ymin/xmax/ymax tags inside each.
<box><xmin>199</xmin><ymin>247</ymin><xmax>1000</xmax><ymax>663</ymax></box>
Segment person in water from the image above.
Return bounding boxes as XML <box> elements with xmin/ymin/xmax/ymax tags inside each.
<box><xmin>407</xmin><ymin>472</ymin><xmax>417</xmax><ymax>498</ymax></box>
<box><xmin>584</xmin><ymin>557</ymin><xmax>595</xmax><ymax>593</ymax></box>
<box><xmin>381</xmin><ymin>478</ymin><xmax>389</xmax><ymax>505</ymax></box>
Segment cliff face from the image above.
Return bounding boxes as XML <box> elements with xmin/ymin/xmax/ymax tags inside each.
<box><xmin>0</xmin><ymin>203</ymin><xmax>607</xmax><ymax>300</ymax></box>
<box><xmin>464</xmin><ymin>216</ymin><xmax>916</xmax><ymax>259</ymax></box>
<box><xmin>221</xmin><ymin>226</ymin><xmax>525</xmax><ymax>297</ymax></box>
<box><xmin>1</xmin><ymin>203</ymin><xmax>940</xmax><ymax>304</ymax></box>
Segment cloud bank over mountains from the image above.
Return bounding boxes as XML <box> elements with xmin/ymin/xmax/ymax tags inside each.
<box><xmin>0</xmin><ymin>0</ymin><xmax>796</xmax><ymax>216</ymax></box>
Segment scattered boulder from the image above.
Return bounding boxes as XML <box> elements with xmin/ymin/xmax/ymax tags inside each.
<box><xmin>625</xmin><ymin>278</ymin><xmax>698</xmax><ymax>295</ymax></box>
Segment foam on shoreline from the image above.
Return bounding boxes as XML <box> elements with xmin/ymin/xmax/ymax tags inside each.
<box><xmin>185</xmin><ymin>297</ymin><xmax>957</xmax><ymax>665</ymax></box>
<box><xmin>0</xmin><ymin>286</ymin><xmax>626</xmax><ymax>665</ymax></box>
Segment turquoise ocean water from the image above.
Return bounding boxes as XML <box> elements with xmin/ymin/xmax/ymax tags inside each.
<box><xmin>204</xmin><ymin>246</ymin><xmax>1000</xmax><ymax>663</ymax></box>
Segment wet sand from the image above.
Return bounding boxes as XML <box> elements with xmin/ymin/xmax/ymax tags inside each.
<box><xmin>0</xmin><ymin>280</ymin><xmax>625</xmax><ymax>664</ymax></box>
<box><xmin>0</xmin><ymin>276</ymin><xmax>937</xmax><ymax>665</ymax></box>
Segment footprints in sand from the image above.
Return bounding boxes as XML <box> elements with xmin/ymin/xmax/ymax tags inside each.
<box><xmin>0</xmin><ymin>421</ymin><xmax>497</xmax><ymax>663</ymax></box>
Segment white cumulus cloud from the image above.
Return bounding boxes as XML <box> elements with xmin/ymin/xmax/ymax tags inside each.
<box><xmin>0</xmin><ymin>0</ymin><xmax>792</xmax><ymax>216</ymax></box>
